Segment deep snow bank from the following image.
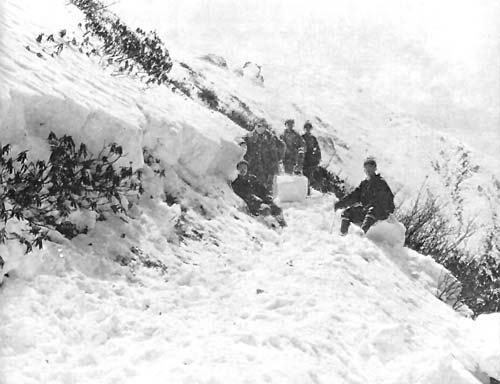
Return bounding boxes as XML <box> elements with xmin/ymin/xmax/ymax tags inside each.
<box><xmin>0</xmin><ymin>0</ymin><xmax>244</xmax><ymax>181</ymax></box>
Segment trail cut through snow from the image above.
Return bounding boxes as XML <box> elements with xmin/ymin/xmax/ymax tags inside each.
<box><xmin>1</xmin><ymin>193</ymin><xmax>499</xmax><ymax>384</ymax></box>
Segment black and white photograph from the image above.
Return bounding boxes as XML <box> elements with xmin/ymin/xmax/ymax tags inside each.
<box><xmin>0</xmin><ymin>0</ymin><xmax>499</xmax><ymax>382</ymax></box>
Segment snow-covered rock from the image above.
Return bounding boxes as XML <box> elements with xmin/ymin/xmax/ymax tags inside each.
<box><xmin>240</xmin><ymin>61</ymin><xmax>265</xmax><ymax>84</ymax></box>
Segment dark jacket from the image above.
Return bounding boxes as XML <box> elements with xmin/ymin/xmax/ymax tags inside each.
<box><xmin>337</xmin><ymin>174</ymin><xmax>395</xmax><ymax>216</ymax></box>
<box><xmin>231</xmin><ymin>174</ymin><xmax>272</xmax><ymax>205</ymax></box>
<box><xmin>280</xmin><ymin>128</ymin><xmax>305</xmax><ymax>172</ymax></box>
<box><xmin>244</xmin><ymin>130</ymin><xmax>284</xmax><ymax>185</ymax></box>
<box><xmin>302</xmin><ymin>133</ymin><xmax>321</xmax><ymax>167</ymax></box>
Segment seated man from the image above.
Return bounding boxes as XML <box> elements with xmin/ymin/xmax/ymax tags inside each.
<box><xmin>334</xmin><ymin>157</ymin><xmax>394</xmax><ymax>235</ymax></box>
<box><xmin>232</xmin><ymin>160</ymin><xmax>286</xmax><ymax>227</ymax></box>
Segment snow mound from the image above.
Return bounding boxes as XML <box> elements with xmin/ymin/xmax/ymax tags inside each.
<box><xmin>366</xmin><ymin>215</ymin><xmax>406</xmax><ymax>248</ymax></box>
<box><xmin>467</xmin><ymin>313</ymin><xmax>500</xmax><ymax>380</ymax></box>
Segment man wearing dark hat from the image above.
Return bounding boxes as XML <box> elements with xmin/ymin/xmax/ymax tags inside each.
<box><xmin>280</xmin><ymin>119</ymin><xmax>305</xmax><ymax>174</ymax></box>
<box><xmin>334</xmin><ymin>157</ymin><xmax>395</xmax><ymax>235</ymax></box>
<box><xmin>232</xmin><ymin>160</ymin><xmax>286</xmax><ymax>227</ymax></box>
<box><xmin>302</xmin><ymin>121</ymin><xmax>322</xmax><ymax>194</ymax></box>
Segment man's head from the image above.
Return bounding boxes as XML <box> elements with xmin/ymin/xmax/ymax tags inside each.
<box><xmin>363</xmin><ymin>156</ymin><xmax>377</xmax><ymax>178</ymax></box>
<box><xmin>236</xmin><ymin>160</ymin><xmax>248</xmax><ymax>176</ymax></box>
<box><xmin>254</xmin><ymin>120</ymin><xmax>267</xmax><ymax>135</ymax></box>
<box><xmin>304</xmin><ymin>121</ymin><xmax>313</xmax><ymax>133</ymax></box>
<box><xmin>285</xmin><ymin>119</ymin><xmax>295</xmax><ymax>129</ymax></box>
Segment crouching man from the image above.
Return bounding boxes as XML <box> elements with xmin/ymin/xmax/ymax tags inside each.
<box><xmin>334</xmin><ymin>157</ymin><xmax>394</xmax><ymax>235</ymax></box>
<box><xmin>232</xmin><ymin>160</ymin><xmax>287</xmax><ymax>227</ymax></box>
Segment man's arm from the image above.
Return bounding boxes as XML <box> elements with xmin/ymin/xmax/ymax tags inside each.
<box><xmin>294</xmin><ymin>135</ymin><xmax>306</xmax><ymax>171</ymax></box>
<box><xmin>276</xmin><ymin>136</ymin><xmax>286</xmax><ymax>161</ymax></box>
<box><xmin>382</xmin><ymin>180</ymin><xmax>395</xmax><ymax>213</ymax></box>
<box><xmin>334</xmin><ymin>184</ymin><xmax>362</xmax><ymax>210</ymax></box>
<box><xmin>314</xmin><ymin>137</ymin><xmax>322</xmax><ymax>163</ymax></box>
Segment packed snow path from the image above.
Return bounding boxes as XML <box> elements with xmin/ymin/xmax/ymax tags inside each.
<box><xmin>1</xmin><ymin>194</ymin><xmax>496</xmax><ymax>384</ymax></box>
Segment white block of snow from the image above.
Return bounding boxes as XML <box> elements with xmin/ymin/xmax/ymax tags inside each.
<box><xmin>274</xmin><ymin>174</ymin><xmax>308</xmax><ymax>203</ymax></box>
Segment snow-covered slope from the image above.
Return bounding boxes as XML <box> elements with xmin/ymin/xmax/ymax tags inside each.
<box><xmin>2</xmin><ymin>193</ymin><xmax>499</xmax><ymax>384</ymax></box>
<box><xmin>182</xmin><ymin>55</ymin><xmax>500</xmax><ymax>249</ymax></box>
<box><xmin>0</xmin><ymin>1</ymin><xmax>499</xmax><ymax>383</ymax></box>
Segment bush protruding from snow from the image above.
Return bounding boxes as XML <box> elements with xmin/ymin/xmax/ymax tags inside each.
<box><xmin>33</xmin><ymin>0</ymin><xmax>173</xmax><ymax>86</ymax></box>
<box><xmin>0</xmin><ymin>133</ymin><xmax>142</xmax><ymax>252</ymax></box>
<box><xmin>396</xmin><ymin>188</ymin><xmax>500</xmax><ymax>316</ymax></box>
<box><xmin>198</xmin><ymin>88</ymin><xmax>219</xmax><ymax>110</ymax></box>
<box><xmin>199</xmin><ymin>54</ymin><xmax>228</xmax><ymax>68</ymax></box>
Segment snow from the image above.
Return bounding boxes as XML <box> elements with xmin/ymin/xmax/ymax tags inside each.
<box><xmin>275</xmin><ymin>175</ymin><xmax>308</xmax><ymax>203</ymax></box>
<box><xmin>0</xmin><ymin>0</ymin><xmax>499</xmax><ymax>383</ymax></box>
<box><xmin>467</xmin><ymin>313</ymin><xmax>500</xmax><ymax>379</ymax></box>
<box><xmin>366</xmin><ymin>215</ymin><xmax>406</xmax><ymax>248</ymax></box>
<box><xmin>1</xmin><ymin>194</ymin><xmax>497</xmax><ymax>384</ymax></box>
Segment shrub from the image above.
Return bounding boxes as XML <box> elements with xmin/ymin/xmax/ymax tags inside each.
<box><xmin>34</xmin><ymin>0</ymin><xmax>173</xmax><ymax>86</ymax></box>
<box><xmin>198</xmin><ymin>88</ymin><xmax>219</xmax><ymax>110</ymax></box>
<box><xmin>446</xmin><ymin>251</ymin><xmax>500</xmax><ymax>315</ymax></box>
<box><xmin>396</xmin><ymin>188</ymin><xmax>500</xmax><ymax>317</ymax></box>
<box><xmin>0</xmin><ymin>133</ymin><xmax>142</xmax><ymax>252</ymax></box>
<box><xmin>308</xmin><ymin>166</ymin><xmax>347</xmax><ymax>199</ymax></box>
<box><xmin>396</xmin><ymin>190</ymin><xmax>475</xmax><ymax>261</ymax></box>
<box><xmin>227</xmin><ymin>110</ymin><xmax>252</xmax><ymax>130</ymax></box>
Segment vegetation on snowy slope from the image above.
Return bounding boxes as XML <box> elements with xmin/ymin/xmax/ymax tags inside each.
<box><xmin>33</xmin><ymin>0</ymin><xmax>173</xmax><ymax>85</ymax></box>
<box><xmin>0</xmin><ymin>133</ymin><xmax>142</xmax><ymax>253</ymax></box>
<box><xmin>397</xmin><ymin>189</ymin><xmax>500</xmax><ymax>317</ymax></box>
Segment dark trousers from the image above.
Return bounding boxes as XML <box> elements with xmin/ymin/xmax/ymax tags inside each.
<box><xmin>245</xmin><ymin>195</ymin><xmax>282</xmax><ymax>217</ymax></box>
<box><xmin>303</xmin><ymin>165</ymin><xmax>318</xmax><ymax>194</ymax></box>
<box><xmin>341</xmin><ymin>206</ymin><xmax>389</xmax><ymax>234</ymax></box>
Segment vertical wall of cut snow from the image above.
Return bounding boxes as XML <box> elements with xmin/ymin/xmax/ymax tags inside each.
<box><xmin>0</xmin><ymin>0</ymin><xmax>245</xmax><ymax>181</ymax></box>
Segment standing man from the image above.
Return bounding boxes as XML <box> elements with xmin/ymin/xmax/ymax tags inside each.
<box><xmin>334</xmin><ymin>157</ymin><xmax>395</xmax><ymax>235</ymax></box>
<box><xmin>302</xmin><ymin>121</ymin><xmax>322</xmax><ymax>194</ymax></box>
<box><xmin>281</xmin><ymin>119</ymin><xmax>305</xmax><ymax>174</ymax></box>
<box><xmin>243</xmin><ymin>118</ymin><xmax>284</xmax><ymax>193</ymax></box>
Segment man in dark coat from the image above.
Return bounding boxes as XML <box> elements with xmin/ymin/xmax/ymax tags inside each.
<box><xmin>301</xmin><ymin>121</ymin><xmax>322</xmax><ymax>194</ymax></box>
<box><xmin>280</xmin><ymin>119</ymin><xmax>305</xmax><ymax>174</ymax></box>
<box><xmin>243</xmin><ymin>119</ymin><xmax>285</xmax><ymax>193</ymax></box>
<box><xmin>232</xmin><ymin>161</ymin><xmax>286</xmax><ymax>227</ymax></box>
<box><xmin>334</xmin><ymin>157</ymin><xmax>395</xmax><ymax>235</ymax></box>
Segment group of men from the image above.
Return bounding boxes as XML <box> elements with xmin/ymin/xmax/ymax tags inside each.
<box><xmin>231</xmin><ymin>118</ymin><xmax>321</xmax><ymax>227</ymax></box>
<box><xmin>231</xmin><ymin>118</ymin><xmax>395</xmax><ymax>234</ymax></box>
